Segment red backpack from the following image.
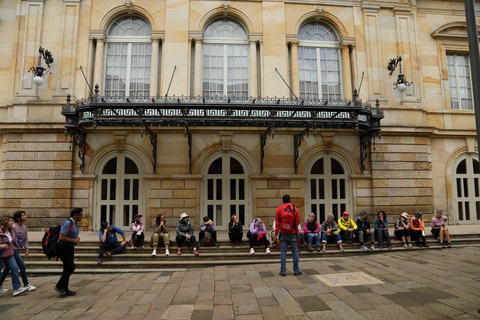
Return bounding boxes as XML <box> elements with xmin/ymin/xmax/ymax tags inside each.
<box><xmin>279</xmin><ymin>205</ymin><xmax>296</xmax><ymax>234</ymax></box>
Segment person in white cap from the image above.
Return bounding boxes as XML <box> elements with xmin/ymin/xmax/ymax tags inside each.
<box><xmin>176</xmin><ymin>213</ymin><xmax>199</xmax><ymax>256</ymax></box>
<box><xmin>394</xmin><ymin>212</ymin><xmax>412</xmax><ymax>249</ymax></box>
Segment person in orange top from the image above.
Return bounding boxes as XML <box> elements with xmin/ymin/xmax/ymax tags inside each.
<box><xmin>410</xmin><ymin>212</ymin><xmax>429</xmax><ymax>248</ymax></box>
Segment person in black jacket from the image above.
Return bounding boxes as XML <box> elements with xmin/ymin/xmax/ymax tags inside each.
<box><xmin>355</xmin><ymin>212</ymin><xmax>374</xmax><ymax>251</ymax></box>
<box><xmin>228</xmin><ymin>215</ymin><xmax>243</xmax><ymax>247</ymax></box>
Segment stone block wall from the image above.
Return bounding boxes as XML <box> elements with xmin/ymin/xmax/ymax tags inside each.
<box><xmin>371</xmin><ymin>135</ymin><xmax>433</xmax><ymax>220</ymax></box>
<box><xmin>0</xmin><ymin>133</ymin><xmax>73</xmax><ymax>228</ymax></box>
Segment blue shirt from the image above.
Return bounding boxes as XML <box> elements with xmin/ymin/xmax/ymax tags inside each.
<box><xmin>58</xmin><ymin>218</ymin><xmax>79</xmax><ymax>244</ymax></box>
<box><xmin>99</xmin><ymin>225</ymin><xmax>124</xmax><ymax>243</ymax></box>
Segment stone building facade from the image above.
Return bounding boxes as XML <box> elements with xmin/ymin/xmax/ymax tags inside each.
<box><xmin>0</xmin><ymin>0</ymin><xmax>479</xmax><ymax>230</ymax></box>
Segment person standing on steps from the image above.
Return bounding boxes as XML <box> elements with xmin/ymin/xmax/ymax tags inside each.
<box><xmin>275</xmin><ymin>194</ymin><xmax>302</xmax><ymax>276</ymax></box>
<box><xmin>54</xmin><ymin>207</ymin><xmax>83</xmax><ymax>297</ymax></box>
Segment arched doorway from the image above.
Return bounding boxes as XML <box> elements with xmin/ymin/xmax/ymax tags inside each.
<box><xmin>95</xmin><ymin>152</ymin><xmax>145</xmax><ymax>229</ymax></box>
<box><xmin>201</xmin><ymin>152</ymin><xmax>251</xmax><ymax>230</ymax></box>
<box><xmin>453</xmin><ymin>154</ymin><xmax>480</xmax><ymax>224</ymax></box>
<box><xmin>306</xmin><ymin>154</ymin><xmax>352</xmax><ymax>222</ymax></box>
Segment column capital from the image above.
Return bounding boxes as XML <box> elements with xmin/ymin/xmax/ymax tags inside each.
<box><xmin>151</xmin><ymin>31</ymin><xmax>165</xmax><ymax>43</ymax></box>
<box><xmin>340</xmin><ymin>37</ymin><xmax>355</xmax><ymax>48</ymax></box>
<box><xmin>89</xmin><ymin>30</ymin><xmax>106</xmax><ymax>41</ymax></box>
<box><xmin>288</xmin><ymin>40</ymin><xmax>300</xmax><ymax>46</ymax></box>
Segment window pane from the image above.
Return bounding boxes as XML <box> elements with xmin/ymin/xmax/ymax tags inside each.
<box><xmin>239</xmin><ymin>205</ymin><xmax>245</xmax><ymax>225</ymax></box>
<box><xmin>230</xmin><ymin>157</ymin><xmax>244</xmax><ymax>174</ymax></box>
<box><xmin>125</xmin><ymin>157</ymin><xmax>139</xmax><ymax>174</ymax></box>
<box><xmin>123</xmin><ymin>205</ymin><xmax>130</xmax><ymax>226</ymax></box>
<box><xmin>311</xmin><ymin>179</ymin><xmax>317</xmax><ymax>199</ymax></box>
<box><xmin>474</xmin><ymin>160</ymin><xmax>480</xmax><ymax>174</ymax></box>
<box><xmin>103</xmin><ymin>158</ymin><xmax>117</xmax><ymax>174</ymax></box>
<box><xmin>101</xmin><ymin>179</ymin><xmax>108</xmax><ymax>200</ymax></box>
<box><xmin>124</xmin><ymin>179</ymin><xmax>130</xmax><ymax>200</ymax></box>
<box><xmin>331</xmin><ymin>158</ymin><xmax>344</xmax><ymax>174</ymax></box>
<box><xmin>208</xmin><ymin>179</ymin><xmax>213</xmax><ymax>200</ymax></box>
<box><xmin>110</xmin><ymin>179</ymin><xmax>116</xmax><ymax>200</ymax></box>
<box><xmin>109</xmin><ymin>205</ymin><xmax>115</xmax><ymax>225</ymax></box>
<box><xmin>101</xmin><ymin>205</ymin><xmax>107</xmax><ymax>223</ymax></box>
<box><xmin>208</xmin><ymin>158</ymin><xmax>222</xmax><ymax>174</ymax></box>
<box><xmin>320</xmin><ymin>204</ymin><xmax>325</xmax><ymax>222</ymax></box>
<box><xmin>457</xmin><ymin>159</ymin><xmax>466</xmax><ymax>174</ymax></box>
<box><xmin>463</xmin><ymin>178</ymin><xmax>469</xmax><ymax>197</ymax></box>
<box><xmin>230</xmin><ymin>179</ymin><xmax>236</xmax><ymax>200</ymax></box>
<box><xmin>458</xmin><ymin>202</ymin><xmax>463</xmax><ymax>220</ymax></box>
<box><xmin>457</xmin><ymin>178</ymin><xmax>462</xmax><ymax>197</ymax></box>
<box><xmin>311</xmin><ymin>158</ymin><xmax>324</xmax><ymax>174</ymax></box>
<box><xmin>319</xmin><ymin>179</ymin><xmax>325</xmax><ymax>199</ymax></box>
<box><xmin>216</xmin><ymin>179</ymin><xmax>222</xmax><ymax>200</ymax></box>
<box><xmin>465</xmin><ymin>201</ymin><xmax>470</xmax><ymax>220</ymax></box>
<box><xmin>216</xmin><ymin>205</ymin><xmax>223</xmax><ymax>226</ymax></box>
<box><xmin>332</xmin><ymin>179</ymin><xmax>337</xmax><ymax>199</ymax></box>
<box><xmin>239</xmin><ymin>179</ymin><xmax>244</xmax><ymax>200</ymax></box>
<box><xmin>133</xmin><ymin>179</ymin><xmax>139</xmax><ymax>200</ymax></box>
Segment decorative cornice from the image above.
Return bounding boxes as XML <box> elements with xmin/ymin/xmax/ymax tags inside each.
<box><xmin>431</xmin><ymin>21</ymin><xmax>480</xmax><ymax>40</ymax></box>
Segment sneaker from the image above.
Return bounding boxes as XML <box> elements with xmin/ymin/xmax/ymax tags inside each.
<box><xmin>447</xmin><ymin>242</ymin><xmax>452</xmax><ymax>248</ymax></box>
<box><xmin>66</xmin><ymin>290</ymin><xmax>76</xmax><ymax>296</ymax></box>
<box><xmin>316</xmin><ymin>246</ymin><xmax>321</xmax><ymax>252</ymax></box>
<box><xmin>232</xmin><ymin>244</ymin><xmax>236</xmax><ymax>248</ymax></box>
<box><xmin>106</xmin><ymin>252</ymin><xmax>112</xmax><ymax>257</ymax></box>
<box><xmin>403</xmin><ymin>243</ymin><xmax>408</xmax><ymax>248</ymax></box>
<box><xmin>250</xmin><ymin>248</ymin><xmax>255</xmax><ymax>254</ymax></box>
<box><xmin>279</xmin><ymin>272</ymin><xmax>286</xmax><ymax>276</ymax></box>
<box><xmin>165</xmin><ymin>249</ymin><xmax>170</xmax><ymax>256</ymax></box>
<box><xmin>152</xmin><ymin>249</ymin><xmax>157</xmax><ymax>256</ymax></box>
<box><xmin>379</xmin><ymin>246</ymin><xmax>384</xmax><ymax>250</ymax></box>
<box><xmin>321</xmin><ymin>248</ymin><xmax>326</xmax><ymax>252</ymax></box>
<box><xmin>307</xmin><ymin>245</ymin><xmax>313</xmax><ymax>252</ymax></box>
<box><xmin>140</xmin><ymin>245</ymin><xmax>145</xmax><ymax>249</ymax></box>
<box><xmin>388</xmin><ymin>246</ymin><xmax>393</xmax><ymax>250</ymax></box>
<box><xmin>238</xmin><ymin>242</ymin><xmax>243</xmax><ymax>248</ymax></box>
<box><xmin>54</xmin><ymin>286</ymin><xmax>67</xmax><ymax>296</ymax></box>
<box><xmin>418</xmin><ymin>244</ymin><xmax>424</xmax><ymax>248</ymax></box>
<box><xmin>340</xmin><ymin>247</ymin><xmax>344</xmax><ymax>252</ymax></box>
<box><xmin>294</xmin><ymin>271</ymin><xmax>303</xmax><ymax>276</ymax></box>
<box><xmin>26</xmin><ymin>284</ymin><xmax>36</xmax><ymax>291</ymax></box>
<box><xmin>193</xmin><ymin>249</ymin><xmax>199</xmax><ymax>256</ymax></box>
<box><xmin>266</xmin><ymin>248</ymin><xmax>271</xmax><ymax>254</ymax></box>
<box><xmin>97</xmin><ymin>258</ymin><xmax>103</xmax><ymax>264</ymax></box>
<box><xmin>423</xmin><ymin>244</ymin><xmax>429</xmax><ymax>248</ymax></box>
<box><xmin>370</xmin><ymin>244</ymin><xmax>375</xmax><ymax>250</ymax></box>
<box><xmin>0</xmin><ymin>286</ymin><xmax>8</xmax><ymax>293</ymax></box>
<box><xmin>347</xmin><ymin>240</ymin><xmax>353</xmax><ymax>244</ymax></box>
<box><xmin>408</xmin><ymin>243</ymin><xmax>413</xmax><ymax>248</ymax></box>
<box><xmin>215</xmin><ymin>242</ymin><xmax>219</xmax><ymax>248</ymax></box>
<box><xmin>177</xmin><ymin>248</ymin><xmax>182</xmax><ymax>255</ymax></box>
<box><xmin>360</xmin><ymin>245</ymin><xmax>369</xmax><ymax>251</ymax></box>
<box><xmin>440</xmin><ymin>243</ymin><xmax>445</xmax><ymax>248</ymax></box>
<box><xmin>13</xmin><ymin>287</ymin><xmax>28</xmax><ymax>296</ymax></box>
<box><xmin>131</xmin><ymin>245</ymin><xmax>136</xmax><ymax>250</ymax></box>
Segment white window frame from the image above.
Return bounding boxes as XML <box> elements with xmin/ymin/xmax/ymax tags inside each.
<box><xmin>305</xmin><ymin>153</ymin><xmax>352</xmax><ymax>223</ymax></box>
<box><xmin>452</xmin><ymin>154</ymin><xmax>480</xmax><ymax>224</ymax></box>
<box><xmin>447</xmin><ymin>53</ymin><xmax>473</xmax><ymax>110</ymax></box>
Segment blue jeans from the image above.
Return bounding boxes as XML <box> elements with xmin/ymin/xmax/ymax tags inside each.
<box><xmin>279</xmin><ymin>233</ymin><xmax>300</xmax><ymax>274</ymax></box>
<box><xmin>0</xmin><ymin>255</ymin><xmax>21</xmax><ymax>290</ymax></box>
<box><xmin>0</xmin><ymin>251</ymin><xmax>28</xmax><ymax>287</ymax></box>
<box><xmin>305</xmin><ymin>233</ymin><xmax>320</xmax><ymax>246</ymax></box>
<box><xmin>321</xmin><ymin>233</ymin><xmax>342</xmax><ymax>243</ymax></box>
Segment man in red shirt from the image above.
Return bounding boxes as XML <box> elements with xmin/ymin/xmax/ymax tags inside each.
<box><xmin>275</xmin><ymin>194</ymin><xmax>302</xmax><ymax>276</ymax></box>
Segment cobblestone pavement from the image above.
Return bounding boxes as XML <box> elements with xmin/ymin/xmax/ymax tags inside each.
<box><xmin>0</xmin><ymin>247</ymin><xmax>479</xmax><ymax>320</ymax></box>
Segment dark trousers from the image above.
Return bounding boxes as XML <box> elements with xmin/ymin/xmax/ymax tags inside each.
<box><xmin>376</xmin><ymin>230</ymin><xmax>392</xmax><ymax>248</ymax></box>
<box><xmin>340</xmin><ymin>229</ymin><xmax>354</xmax><ymax>241</ymax></box>
<box><xmin>176</xmin><ymin>234</ymin><xmax>197</xmax><ymax>248</ymax></box>
<box><xmin>394</xmin><ymin>229</ymin><xmax>410</xmax><ymax>239</ymax></box>
<box><xmin>249</xmin><ymin>233</ymin><xmax>269</xmax><ymax>248</ymax></box>
<box><xmin>56</xmin><ymin>244</ymin><xmax>75</xmax><ymax>291</ymax></box>
<box><xmin>99</xmin><ymin>241</ymin><xmax>126</xmax><ymax>258</ymax></box>
<box><xmin>410</xmin><ymin>230</ymin><xmax>426</xmax><ymax>245</ymax></box>
<box><xmin>229</xmin><ymin>231</ymin><xmax>243</xmax><ymax>243</ymax></box>
<box><xmin>132</xmin><ymin>233</ymin><xmax>144</xmax><ymax>246</ymax></box>
<box><xmin>199</xmin><ymin>230</ymin><xmax>217</xmax><ymax>245</ymax></box>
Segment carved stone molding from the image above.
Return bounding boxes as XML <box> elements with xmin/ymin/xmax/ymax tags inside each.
<box><xmin>322</xmin><ymin>133</ymin><xmax>335</xmax><ymax>151</ymax></box>
<box><xmin>114</xmin><ymin>131</ymin><xmax>128</xmax><ymax>151</ymax></box>
<box><xmin>220</xmin><ymin>131</ymin><xmax>233</xmax><ymax>151</ymax></box>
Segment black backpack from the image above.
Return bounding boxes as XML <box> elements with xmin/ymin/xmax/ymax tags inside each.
<box><xmin>42</xmin><ymin>220</ymin><xmax>73</xmax><ymax>259</ymax></box>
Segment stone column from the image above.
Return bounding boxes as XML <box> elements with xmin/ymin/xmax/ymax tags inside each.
<box><xmin>93</xmin><ymin>34</ymin><xmax>105</xmax><ymax>90</ymax></box>
<box><xmin>194</xmin><ymin>38</ymin><xmax>203</xmax><ymax>97</ymax></box>
<box><xmin>150</xmin><ymin>37</ymin><xmax>160</xmax><ymax>97</ymax></box>
<box><xmin>249</xmin><ymin>40</ymin><xmax>258</xmax><ymax>97</ymax></box>
<box><xmin>341</xmin><ymin>45</ymin><xmax>353</xmax><ymax>100</ymax></box>
<box><xmin>290</xmin><ymin>40</ymin><xmax>300</xmax><ymax>99</ymax></box>
<box><xmin>85</xmin><ymin>37</ymin><xmax>95</xmax><ymax>97</ymax></box>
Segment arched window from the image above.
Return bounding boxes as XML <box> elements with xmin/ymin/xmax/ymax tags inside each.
<box><xmin>298</xmin><ymin>21</ymin><xmax>342</xmax><ymax>100</ymax></box>
<box><xmin>453</xmin><ymin>154</ymin><xmax>480</xmax><ymax>224</ymax></box>
<box><xmin>306</xmin><ymin>154</ymin><xmax>351</xmax><ymax>222</ymax></box>
<box><xmin>202</xmin><ymin>153</ymin><xmax>251</xmax><ymax>230</ymax></box>
<box><xmin>104</xmin><ymin>16</ymin><xmax>152</xmax><ymax>97</ymax></box>
<box><xmin>203</xmin><ymin>18</ymin><xmax>248</xmax><ymax>98</ymax></box>
<box><xmin>95</xmin><ymin>153</ymin><xmax>144</xmax><ymax>229</ymax></box>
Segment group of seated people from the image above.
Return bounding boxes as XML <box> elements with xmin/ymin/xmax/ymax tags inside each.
<box><xmin>96</xmin><ymin>210</ymin><xmax>452</xmax><ymax>262</ymax></box>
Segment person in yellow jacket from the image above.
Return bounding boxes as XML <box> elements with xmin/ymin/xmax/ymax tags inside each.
<box><xmin>338</xmin><ymin>211</ymin><xmax>357</xmax><ymax>244</ymax></box>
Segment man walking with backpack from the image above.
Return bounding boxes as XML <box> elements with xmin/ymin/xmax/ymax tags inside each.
<box><xmin>275</xmin><ymin>194</ymin><xmax>302</xmax><ymax>276</ymax></box>
<box><xmin>54</xmin><ymin>207</ymin><xmax>83</xmax><ymax>297</ymax></box>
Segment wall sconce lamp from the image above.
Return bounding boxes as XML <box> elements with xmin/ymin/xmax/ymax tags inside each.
<box><xmin>387</xmin><ymin>55</ymin><xmax>410</xmax><ymax>93</ymax></box>
<box><xmin>29</xmin><ymin>47</ymin><xmax>54</xmax><ymax>86</ymax></box>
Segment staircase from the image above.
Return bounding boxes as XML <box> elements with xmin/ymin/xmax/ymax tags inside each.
<box><xmin>22</xmin><ymin>232</ymin><xmax>480</xmax><ymax>275</ymax></box>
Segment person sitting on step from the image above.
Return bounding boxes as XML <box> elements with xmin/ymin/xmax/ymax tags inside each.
<box><xmin>303</xmin><ymin>213</ymin><xmax>321</xmax><ymax>252</ymax></box>
<box><xmin>248</xmin><ymin>218</ymin><xmax>270</xmax><ymax>254</ymax></box>
<box><xmin>176</xmin><ymin>213</ymin><xmax>199</xmax><ymax>256</ymax></box>
<box><xmin>320</xmin><ymin>214</ymin><xmax>344</xmax><ymax>252</ymax></box>
<box><xmin>98</xmin><ymin>221</ymin><xmax>126</xmax><ymax>264</ymax></box>
<box><xmin>151</xmin><ymin>214</ymin><xmax>170</xmax><ymax>256</ymax></box>
<box><xmin>228</xmin><ymin>215</ymin><xmax>243</xmax><ymax>247</ymax></box>
<box><xmin>431</xmin><ymin>209</ymin><xmax>452</xmax><ymax>248</ymax></box>
<box><xmin>394</xmin><ymin>212</ymin><xmax>413</xmax><ymax>249</ymax></box>
<box><xmin>338</xmin><ymin>211</ymin><xmax>357</xmax><ymax>244</ymax></box>
<box><xmin>199</xmin><ymin>216</ymin><xmax>219</xmax><ymax>247</ymax></box>
<box><xmin>374</xmin><ymin>211</ymin><xmax>392</xmax><ymax>250</ymax></box>
<box><xmin>410</xmin><ymin>212</ymin><xmax>429</xmax><ymax>248</ymax></box>
<box><xmin>129</xmin><ymin>214</ymin><xmax>144</xmax><ymax>249</ymax></box>
<box><xmin>355</xmin><ymin>211</ymin><xmax>375</xmax><ymax>251</ymax></box>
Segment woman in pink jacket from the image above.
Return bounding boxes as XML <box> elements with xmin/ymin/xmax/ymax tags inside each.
<box><xmin>130</xmin><ymin>214</ymin><xmax>145</xmax><ymax>249</ymax></box>
<box><xmin>0</xmin><ymin>216</ymin><xmax>28</xmax><ymax>296</ymax></box>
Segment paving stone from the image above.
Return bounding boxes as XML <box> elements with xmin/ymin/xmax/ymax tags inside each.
<box><xmin>424</xmin><ymin>302</ymin><xmax>465</xmax><ymax>317</ymax></box>
<box><xmin>260</xmin><ymin>305</ymin><xmax>287</xmax><ymax>320</ymax></box>
<box><xmin>305</xmin><ymin>282</ymin><xmax>330</xmax><ymax>294</ymax></box>
<box><xmin>326</xmin><ymin>300</ymin><xmax>367</xmax><ymax>320</ymax></box>
<box><xmin>406</xmin><ymin>305</ymin><xmax>445</xmax><ymax>319</ymax></box>
<box><xmin>154</xmin><ymin>276</ymin><xmax>171</xmax><ymax>284</ymax></box>
<box><xmin>257</xmin><ymin>296</ymin><xmax>279</xmax><ymax>307</ymax></box>
<box><xmin>191</xmin><ymin>310</ymin><xmax>214</xmax><ymax>320</ymax></box>
<box><xmin>296</xmin><ymin>295</ymin><xmax>330</xmax><ymax>312</ymax></box>
<box><xmin>279</xmin><ymin>300</ymin><xmax>305</xmax><ymax>317</ymax></box>
<box><xmin>161</xmin><ymin>305</ymin><xmax>194</xmax><ymax>319</ymax></box>
<box><xmin>306</xmin><ymin>310</ymin><xmax>343</xmax><ymax>320</ymax></box>
<box><xmin>343</xmin><ymin>285</ymin><xmax>372</xmax><ymax>294</ymax></box>
<box><xmin>0</xmin><ymin>303</ymin><xmax>21</xmax><ymax>313</ymax></box>
<box><xmin>411</xmin><ymin>287</ymin><xmax>456</xmax><ymax>300</ymax></box>
<box><xmin>271</xmin><ymin>287</ymin><xmax>295</xmax><ymax>302</ymax></box>
<box><xmin>357</xmin><ymin>309</ymin><xmax>388</xmax><ymax>320</ymax></box>
<box><xmin>214</xmin><ymin>291</ymin><xmax>232</xmax><ymax>305</ymax></box>
<box><xmin>212</xmin><ymin>305</ymin><xmax>234</xmax><ymax>320</ymax></box>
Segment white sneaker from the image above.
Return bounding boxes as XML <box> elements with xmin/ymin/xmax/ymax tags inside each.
<box><xmin>152</xmin><ymin>250</ymin><xmax>156</xmax><ymax>256</ymax></box>
<box><xmin>266</xmin><ymin>248</ymin><xmax>271</xmax><ymax>254</ymax></box>
<box><xmin>360</xmin><ymin>245</ymin><xmax>369</xmax><ymax>251</ymax></box>
<box><xmin>0</xmin><ymin>286</ymin><xmax>8</xmax><ymax>293</ymax></box>
<box><xmin>140</xmin><ymin>245</ymin><xmax>145</xmax><ymax>249</ymax></box>
<box><xmin>26</xmin><ymin>284</ymin><xmax>36</xmax><ymax>291</ymax></box>
<box><xmin>131</xmin><ymin>245</ymin><xmax>136</xmax><ymax>249</ymax></box>
<box><xmin>250</xmin><ymin>248</ymin><xmax>255</xmax><ymax>254</ymax></box>
<box><xmin>370</xmin><ymin>244</ymin><xmax>375</xmax><ymax>250</ymax></box>
<box><xmin>13</xmin><ymin>287</ymin><xmax>28</xmax><ymax>296</ymax></box>
<box><xmin>165</xmin><ymin>249</ymin><xmax>170</xmax><ymax>256</ymax></box>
